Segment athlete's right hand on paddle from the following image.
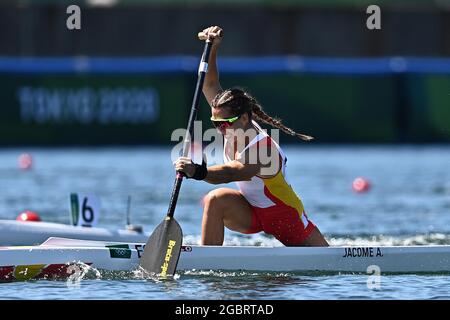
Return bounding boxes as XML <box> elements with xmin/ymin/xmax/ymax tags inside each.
<box><xmin>174</xmin><ymin>156</ymin><xmax>208</xmax><ymax>181</ymax></box>
<box><xmin>198</xmin><ymin>26</ymin><xmax>223</xmax><ymax>47</ymax></box>
<box><xmin>174</xmin><ymin>157</ymin><xmax>196</xmax><ymax>178</ymax></box>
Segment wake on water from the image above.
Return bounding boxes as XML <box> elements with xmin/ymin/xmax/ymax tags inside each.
<box><xmin>184</xmin><ymin>232</ymin><xmax>450</xmax><ymax>246</ymax></box>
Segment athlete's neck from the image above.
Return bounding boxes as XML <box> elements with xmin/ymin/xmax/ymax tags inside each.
<box><xmin>230</xmin><ymin>122</ymin><xmax>258</xmax><ymax>153</ymax></box>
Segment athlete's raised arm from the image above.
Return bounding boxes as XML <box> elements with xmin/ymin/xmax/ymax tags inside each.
<box><xmin>198</xmin><ymin>26</ymin><xmax>223</xmax><ymax>106</ymax></box>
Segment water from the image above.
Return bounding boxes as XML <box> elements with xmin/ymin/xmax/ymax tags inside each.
<box><xmin>0</xmin><ymin>145</ymin><xmax>450</xmax><ymax>299</ymax></box>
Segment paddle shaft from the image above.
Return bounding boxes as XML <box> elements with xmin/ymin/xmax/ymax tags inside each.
<box><xmin>166</xmin><ymin>40</ymin><xmax>213</xmax><ymax>219</ymax></box>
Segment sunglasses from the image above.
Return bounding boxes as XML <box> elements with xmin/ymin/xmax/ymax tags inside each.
<box><xmin>210</xmin><ymin>115</ymin><xmax>242</xmax><ymax>131</ymax></box>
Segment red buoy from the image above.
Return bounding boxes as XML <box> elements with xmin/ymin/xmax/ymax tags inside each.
<box><xmin>18</xmin><ymin>153</ymin><xmax>33</xmax><ymax>171</ymax></box>
<box><xmin>16</xmin><ymin>211</ymin><xmax>42</xmax><ymax>222</ymax></box>
<box><xmin>352</xmin><ymin>177</ymin><xmax>371</xmax><ymax>193</ymax></box>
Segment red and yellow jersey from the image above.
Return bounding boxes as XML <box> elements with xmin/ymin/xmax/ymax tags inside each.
<box><xmin>223</xmin><ymin>121</ymin><xmax>306</xmax><ymax>216</ymax></box>
<box><xmin>223</xmin><ymin>120</ymin><xmax>315</xmax><ymax>245</ymax></box>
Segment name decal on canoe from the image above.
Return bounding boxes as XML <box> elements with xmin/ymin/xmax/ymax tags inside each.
<box><xmin>343</xmin><ymin>247</ymin><xmax>383</xmax><ymax>258</ymax></box>
<box><xmin>160</xmin><ymin>240</ymin><xmax>176</xmax><ymax>276</ymax></box>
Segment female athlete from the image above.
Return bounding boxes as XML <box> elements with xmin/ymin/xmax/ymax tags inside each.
<box><xmin>174</xmin><ymin>26</ymin><xmax>328</xmax><ymax>247</ymax></box>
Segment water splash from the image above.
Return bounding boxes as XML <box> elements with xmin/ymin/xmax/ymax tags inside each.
<box><xmin>128</xmin><ymin>266</ymin><xmax>181</xmax><ymax>282</ymax></box>
<box><xmin>182</xmin><ymin>269</ymin><xmax>261</xmax><ymax>278</ymax></box>
<box><xmin>328</xmin><ymin>233</ymin><xmax>450</xmax><ymax>246</ymax></box>
<box><xmin>65</xmin><ymin>262</ymin><xmax>101</xmax><ymax>288</ymax></box>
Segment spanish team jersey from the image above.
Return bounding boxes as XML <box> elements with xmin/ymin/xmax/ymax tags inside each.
<box><xmin>222</xmin><ymin>120</ymin><xmax>314</xmax><ymax>246</ymax></box>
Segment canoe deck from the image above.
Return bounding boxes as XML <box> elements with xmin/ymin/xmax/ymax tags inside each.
<box><xmin>0</xmin><ymin>220</ymin><xmax>149</xmax><ymax>245</ymax></box>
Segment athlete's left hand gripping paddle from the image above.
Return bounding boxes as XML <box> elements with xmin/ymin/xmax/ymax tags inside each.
<box><xmin>139</xmin><ymin>38</ymin><xmax>214</xmax><ymax>277</ymax></box>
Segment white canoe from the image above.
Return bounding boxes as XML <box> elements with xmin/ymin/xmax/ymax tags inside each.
<box><xmin>0</xmin><ymin>220</ymin><xmax>149</xmax><ymax>245</ymax></box>
<box><xmin>1</xmin><ymin>237</ymin><xmax>450</xmax><ymax>281</ymax></box>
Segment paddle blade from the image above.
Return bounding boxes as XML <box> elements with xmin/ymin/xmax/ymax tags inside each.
<box><xmin>139</xmin><ymin>217</ymin><xmax>182</xmax><ymax>276</ymax></box>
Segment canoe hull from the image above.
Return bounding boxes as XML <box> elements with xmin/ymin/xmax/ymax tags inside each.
<box><xmin>1</xmin><ymin>239</ymin><xmax>450</xmax><ymax>281</ymax></box>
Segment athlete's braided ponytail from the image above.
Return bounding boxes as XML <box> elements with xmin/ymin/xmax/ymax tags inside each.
<box><xmin>212</xmin><ymin>88</ymin><xmax>313</xmax><ymax>141</ymax></box>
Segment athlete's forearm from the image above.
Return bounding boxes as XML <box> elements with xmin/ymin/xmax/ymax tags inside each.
<box><xmin>202</xmin><ymin>47</ymin><xmax>222</xmax><ymax>105</ymax></box>
<box><xmin>204</xmin><ymin>47</ymin><xmax>220</xmax><ymax>88</ymax></box>
<box><xmin>204</xmin><ymin>164</ymin><xmax>236</xmax><ymax>184</ymax></box>
<box><xmin>204</xmin><ymin>162</ymin><xmax>256</xmax><ymax>185</ymax></box>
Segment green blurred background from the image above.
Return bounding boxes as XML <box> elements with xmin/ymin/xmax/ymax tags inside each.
<box><xmin>0</xmin><ymin>0</ymin><xmax>449</xmax><ymax>145</ymax></box>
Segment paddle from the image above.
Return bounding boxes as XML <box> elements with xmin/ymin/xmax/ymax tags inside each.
<box><xmin>139</xmin><ymin>38</ymin><xmax>214</xmax><ymax>277</ymax></box>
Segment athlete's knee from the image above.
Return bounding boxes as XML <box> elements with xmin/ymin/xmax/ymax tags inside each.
<box><xmin>203</xmin><ymin>188</ymin><xmax>232</xmax><ymax>211</ymax></box>
<box><xmin>203</xmin><ymin>188</ymin><xmax>228</xmax><ymax>210</ymax></box>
